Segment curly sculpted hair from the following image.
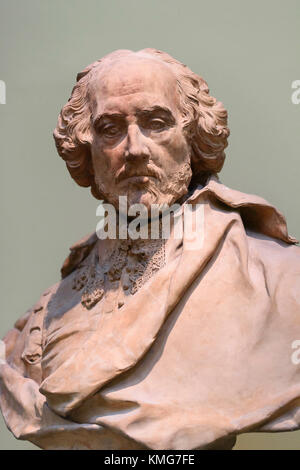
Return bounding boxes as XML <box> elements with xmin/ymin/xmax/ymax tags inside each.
<box><xmin>53</xmin><ymin>48</ymin><xmax>230</xmax><ymax>199</ymax></box>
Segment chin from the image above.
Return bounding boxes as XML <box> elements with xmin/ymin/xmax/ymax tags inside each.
<box><xmin>126</xmin><ymin>189</ymin><xmax>157</xmax><ymax>209</ymax></box>
<box><xmin>96</xmin><ymin>173</ymin><xmax>191</xmax><ymax>212</ymax></box>
<box><xmin>126</xmin><ymin>188</ymin><xmax>181</xmax><ymax>211</ymax></box>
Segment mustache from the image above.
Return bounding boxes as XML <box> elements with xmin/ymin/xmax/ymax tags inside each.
<box><xmin>115</xmin><ymin>164</ymin><xmax>162</xmax><ymax>184</ymax></box>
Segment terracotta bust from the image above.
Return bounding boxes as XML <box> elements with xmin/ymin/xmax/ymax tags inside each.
<box><xmin>1</xmin><ymin>49</ymin><xmax>300</xmax><ymax>450</ymax></box>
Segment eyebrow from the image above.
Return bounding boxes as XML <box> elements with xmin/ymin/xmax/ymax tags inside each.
<box><xmin>136</xmin><ymin>105</ymin><xmax>175</xmax><ymax>117</ymax></box>
<box><xmin>92</xmin><ymin>113</ymin><xmax>125</xmax><ymax>128</ymax></box>
<box><xmin>92</xmin><ymin>106</ymin><xmax>176</xmax><ymax>128</ymax></box>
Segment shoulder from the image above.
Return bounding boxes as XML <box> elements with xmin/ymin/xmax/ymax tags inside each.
<box><xmin>60</xmin><ymin>232</ymin><xmax>98</xmax><ymax>279</ymax></box>
<box><xmin>200</xmin><ymin>177</ymin><xmax>297</xmax><ymax>245</ymax></box>
<box><xmin>2</xmin><ymin>232</ymin><xmax>99</xmax><ymax>379</ymax></box>
<box><xmin>246</xmin><ymin>231</ymin><xmax>300</xmax><ymax>307</ymax></box>
<box><xmin>3</xmin><ymin>284</ymin><xmax>56</xmax><ymax>381</ymax></box>
<box><xmin>246</xmin><ymin>230</ymin><xmax>300</xmax><ymax>269</ymax></box>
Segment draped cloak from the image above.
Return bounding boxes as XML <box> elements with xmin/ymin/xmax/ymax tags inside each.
<box><xmin>1</xmin><ymin>177</ymin><xmax>300</xmax><ymax>450</ymax></box>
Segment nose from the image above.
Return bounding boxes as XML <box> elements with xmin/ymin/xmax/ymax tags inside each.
<box><xmin>125</xmin><ymin>124</ymin><xmax>150</xmax><ymax>162</ymax></box>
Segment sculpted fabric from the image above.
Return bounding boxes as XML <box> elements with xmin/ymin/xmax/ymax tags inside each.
<box><xmin>1</xmin><ymin>177</ymin><xmax>300</xmax><ymax>450</ymax></box>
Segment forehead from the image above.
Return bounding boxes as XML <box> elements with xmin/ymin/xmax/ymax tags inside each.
<box><xmin>88</xmin><ymin>57</ymin><xmax>180</xmax><ymax>116</ymax></box>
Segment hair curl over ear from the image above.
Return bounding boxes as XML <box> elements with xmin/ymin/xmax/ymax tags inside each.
<box><xmin>53</xmin><ymin>49</ymin><xmax>230</xmax><ymax>198</ymax></box>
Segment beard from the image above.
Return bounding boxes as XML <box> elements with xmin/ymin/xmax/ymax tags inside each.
<box><xmin>94</xmin><ymin>161</ymin><xmax>193</xmax><ymax>212</ymax></box>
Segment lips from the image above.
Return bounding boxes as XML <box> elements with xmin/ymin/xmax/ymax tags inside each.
<box><xmin>117</xmin><ymin>167</ymin><xmax>161</xmax><ymax>184</ymax></box>
<box><xmin>125</xmin><ymin>175</ymin><xmax>152</xmax><ymax>184</ymax></box>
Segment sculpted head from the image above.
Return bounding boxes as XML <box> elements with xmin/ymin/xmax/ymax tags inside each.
<box><xmin>54</xmin><ymin>49</ymin><xmax>229</xmax><ymax>209</ymax></box>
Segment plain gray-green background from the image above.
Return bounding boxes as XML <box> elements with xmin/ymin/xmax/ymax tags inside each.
<box><xmin>0</xmin><ymin>0</ymin><xmax>299</xmax><ymax>450</ymax></box>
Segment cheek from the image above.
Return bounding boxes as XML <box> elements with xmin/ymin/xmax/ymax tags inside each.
<box><xmin>152</xmin><ymin>129</ymin><xmax>190</xmax><ymax>165</ymax></box>
<box><xmin>91</xmin><ymin>140</ymin><xmax>125</xmax><ymax>176</ymax></box>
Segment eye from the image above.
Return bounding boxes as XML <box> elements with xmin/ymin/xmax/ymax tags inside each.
<box><xmin>99</xmin><ymin>123</ymin><xmax>123</xmax><ymax>138</ymax></box>
<box><xmin>146</xmin><ymin>118</ymin><xmax>168</xmax><ymax>131</ymax></box>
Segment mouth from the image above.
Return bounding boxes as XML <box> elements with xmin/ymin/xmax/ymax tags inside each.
<box><xmin>124</xmin><ymin>175</ymin><xmax>154</xmax><ymax>184</ymax></box>
<box><xmin>117</xmin><ymin>168</ymin><xmax>161</xmax><ymax>184</ymax></box>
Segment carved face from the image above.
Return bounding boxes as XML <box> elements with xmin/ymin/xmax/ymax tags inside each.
<box><xmin>88</xmin><ymin>56</ymin><xmax>192</xmax><ymax>210</ymax></box>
